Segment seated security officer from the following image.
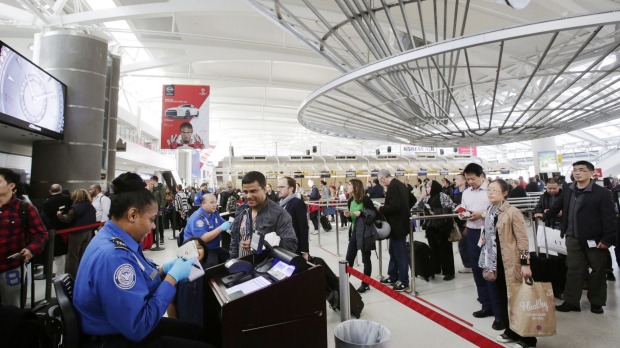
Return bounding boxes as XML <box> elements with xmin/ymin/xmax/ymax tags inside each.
<box><xmin>73</xmin><ymin>172</ymin><xmax>213</xmax><ymax>347</ymax></box>
<box><xmin>184</xmin><ymin>193</ymin><xmax>232</xmax><ymax>268</ymax></box>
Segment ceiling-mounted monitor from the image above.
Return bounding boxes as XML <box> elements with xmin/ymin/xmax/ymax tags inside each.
<box><xmin>0</xmin><ymin>40</ymin><xmax>65</xmax><ymax>139</ymax></box>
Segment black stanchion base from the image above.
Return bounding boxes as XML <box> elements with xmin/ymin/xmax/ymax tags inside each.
<box><xmin>151</xmin><ymin>246</ymin><xmax>166</xmax><ymax>251</ymax></box>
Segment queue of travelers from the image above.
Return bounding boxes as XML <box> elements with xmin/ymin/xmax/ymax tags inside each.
<box><xmin>1</xmin><ymin>164</ymin><xmax>619</xmax><ymax>348</ymax></box>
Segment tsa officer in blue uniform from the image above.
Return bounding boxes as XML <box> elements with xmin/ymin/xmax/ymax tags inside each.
<box><xmin>73</xmin><ymin>172</ymin><xmax>213</xmax><ymax>348</ymax></box>
<box><xmin>184</xmin><ymin>193</ymin><xmax>232</xmax><ymax>268</ymax></box>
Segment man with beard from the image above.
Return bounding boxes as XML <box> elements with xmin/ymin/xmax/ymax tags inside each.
<box><xmin>277</xmin><ymin>176</ymin><xmax>309</xmax><ymax>260</ymax></box>
<box><xmin>228</xmin><ymin>171</ymin><xmax>297</xmax><ymax>259</ymax></box>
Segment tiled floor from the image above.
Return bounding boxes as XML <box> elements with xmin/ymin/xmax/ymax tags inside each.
<box><xmin>36</xmin><ymin>221</ymin><xmax>619</xmax><ymax>347</ymax></box>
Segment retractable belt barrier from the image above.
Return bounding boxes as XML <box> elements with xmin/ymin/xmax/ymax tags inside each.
<box><xmin>341</xmin><ymin>264</ymin><xmax>504</xmax><ymax>348</ymax></box>
<box><xmin>306</xmin><ymin>199</ymin><xmax>348</xmax><ymax>256</ymax></box>
<box><xmin>38</xmin><ymin>222</ymin><xmax>105</xmax><ymax>302</ymax></box>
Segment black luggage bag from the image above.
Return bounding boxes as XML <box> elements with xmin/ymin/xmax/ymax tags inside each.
<box><xmin>309</xmin><ymin>256</ymin><xmax>364</xmax><ymax>318</ymax></box>
<box><xmin>407</xmin><ymin>241</ymin><xmax>435</xmax><ymax>281</ymax></box>
<box><xmin>530</xmin><ymin>252</ymin><xmax>566</xmax><ymax>299</ymax></box>
<box><xmin>320</xmin><ymin>215</ymin><xmax>332</xmax><ymax>232</ymax></box>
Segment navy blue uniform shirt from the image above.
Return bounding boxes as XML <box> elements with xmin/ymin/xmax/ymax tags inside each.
<box><xmin>73</xmin><ymin>221</ymin><xmax>175</xmax><ymax>342</ymax></box>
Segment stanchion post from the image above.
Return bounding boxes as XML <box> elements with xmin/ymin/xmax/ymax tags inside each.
<box><xmin>409</xmin><ymin>217</ymin><xmax>418</xmax><ymax>296</ymax></box>
<box><xmin>377</xmin><ymin>239</ymin><xmax>383</xmax><ymax>279</ymax></box>
<box><xmin>338</xmin><ymin>260</ymin><xmax>351</xmax><ymax>322</ymax></box>
<box><xmin>334</xmin><ymin>202</ymin><xmax>340</xmax><ymax>257</ymax></box>
<box><xmin>44</xmin><ymin>229</ymin><xmax>55</xmax><ymax>301</ymax></box>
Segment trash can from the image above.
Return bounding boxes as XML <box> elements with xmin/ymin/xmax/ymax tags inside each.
<box><xmin>334</xmin><ymin>319</ymin><xmax>391</xmax><ymax>348</ymax></box>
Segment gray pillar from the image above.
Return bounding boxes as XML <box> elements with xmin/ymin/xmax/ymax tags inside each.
<box><xmin>106</xmin><ymin>55</ymin><xmax>121</xmax><ymax>185</ymax></box>
<box><xmin>30</xmin><ymin>32</ymin><xmax>108</xmax><ymax>199</ymax></box>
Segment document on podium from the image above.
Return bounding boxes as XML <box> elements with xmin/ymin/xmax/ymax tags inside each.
<box><xmin>225</xmin><ymin>276</ymin><xmax>271</xmax><ymax>297</ymax></box>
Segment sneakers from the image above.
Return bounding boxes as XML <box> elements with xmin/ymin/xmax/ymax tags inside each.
<box><xmin>513</xmin><ymin>340</ymin><xmax>536</xmax><ymax>348</ymax></box>
<box><xmin>556</xmin><ymin>302</ymin><xmax>581</xmax><ymax>312</ymax></box>
<box><xmin>590</xmin><ymin>305</ymin><xmax>604</xmax><ymax>314</ymax></box>
<box><xmin>392</xmin><ymin>282</ymin><xmax>411</xmax><ymax>292</ymax></box>
<box><xmin>311</xmin><ymin>230</ymin><xmax>319</xmax><ymax>235</ymax></box>
<box><xmin>496</xmin><ymin>333</ymin><xmax>515</xmax><ymax>343</ymax></box>
<box><xmin>379</xmin><ymin>278</ymin><xmax>397</xmax><ymax>285</ymax></box>
<box><xmin>458</xmin><ymin>267</ymin><xmax>473</xmax><ymax>273</ymax></box>
<box><xmin>357</xmin><ymin>284</ymin><xmax>370</xmax><ymax>294</ymax></box>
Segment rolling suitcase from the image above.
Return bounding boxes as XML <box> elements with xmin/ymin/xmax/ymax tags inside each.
<box><xmin>309</xmin><ymin>256</ymin><xmax>364</xmax><ymax>318</ymax></box>
<box><xmin>530</xmin><ymin>251</ymin><xmax>566</xmax><ymax>299</ymax></box>
<box><xmin>320</xmin><ymin>215</ymin><xmax>332</xmax><ymax>231</ymax></box>
<box><xmin>407</xmin><ymin>241</ymin><xmax>435</xmax><ymax>281</ymax></box>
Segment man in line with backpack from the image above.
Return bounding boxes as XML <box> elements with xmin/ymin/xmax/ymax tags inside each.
<box><xmin>0</xmin><ymin>168</ymin><xmax>48</xmax><ymax>306</ymax></box>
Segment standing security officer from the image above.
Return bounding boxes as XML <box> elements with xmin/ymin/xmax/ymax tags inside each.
<box><xmin>184</xmin><ymin>193</ymin><xmax>231</xmax><ymax>268</ymax></box>
<box><xmin>73</xmin><ymin>172</ymin><xmax>213</xmax><ymax>347</ymax></box>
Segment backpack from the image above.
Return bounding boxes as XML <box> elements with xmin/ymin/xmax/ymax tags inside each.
<box><xmin>0</xmin><ymin>303</ymin><xmax>62</xmax><ymax>348</ymax></box>
<box><xmin>226</xmin><ymin>194</ymin><xmax>237</xmax><ymax>213</ymax></box>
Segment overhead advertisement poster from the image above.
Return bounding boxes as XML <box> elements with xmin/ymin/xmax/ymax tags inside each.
<box><xmin>161</xmin><ymin>84</ymin><xmax>209</xmax><ymax>150</ymax></box>
<box><xmin>538</xmin><ymin>151</ymin><xmax>558</xmax><ymax>173</ymax></box>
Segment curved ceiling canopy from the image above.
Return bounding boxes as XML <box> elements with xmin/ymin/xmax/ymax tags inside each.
<box><xmin>250</xmin><ymin>0</ymin><xmax>620</xmax><ymax>146</ymax></box>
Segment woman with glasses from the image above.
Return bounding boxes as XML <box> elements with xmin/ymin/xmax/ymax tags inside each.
<box><xmin>481</xmin><ymin>179</ymin><xmax>535</xmax><ymax>348</ymax></box>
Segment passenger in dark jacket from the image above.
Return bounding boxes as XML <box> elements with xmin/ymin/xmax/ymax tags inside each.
<box><xmin>57</xmin><ymin>189</ymin><xmax>96</xmax><ymax>279</ymax></box>
<box><xmin>538</xmin><ymin>161</ymin><xmax>616</xmax><ymax>313</ymax></box>
<box><xmin>278</xmin><ymin>177</ymin><xmax>309</xmax><ymax>258</ymax></box>
<box><xmin>525</xmin><ymin>177</ymin><xmax>539</xmax><ymax>193</ymax></box>
<box><xmin>377</xmin><ymin>170</ymin><xmax>411</xmax><ymax>291</ymax></box>
<box><xmin>533</xmin><ymin>178</ymin><xmax>563</xmax><ymax>228</ymax></box>
<box><xmin>420</xmin><ymin>180</ymin><xmax>455</xmax><ymax>280</ymax></box>
<box><xmin>368</xmin><ymin>178</ymin><xmax>385</xmax><ymax>198</ymax></box>
<box><xmin>508</xmin><ymin>180</ymin><xmax>527</xmax><ymax>198</ymax></box>
<box><xmin>344</xmin><ymin>179</ymin><xmax>380</xmax><ymax>293</ymax></box>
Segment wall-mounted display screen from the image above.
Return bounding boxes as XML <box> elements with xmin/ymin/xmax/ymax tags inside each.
<box><xmin>0</xmin><ymin>40</ymin><xmax>65</xmax><ymax>139</ymax></box>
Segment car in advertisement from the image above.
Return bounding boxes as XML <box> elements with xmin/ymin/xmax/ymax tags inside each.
<box><xmin>165</xmin><ymin>104</ymin><xmax>199</xmax><ymax>118</ymax></box>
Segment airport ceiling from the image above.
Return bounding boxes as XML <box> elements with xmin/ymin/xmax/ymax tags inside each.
<box><xmin>1</xmin><ymin>0</ymin><xmax>620</xmax><ymax>160</ymax></box>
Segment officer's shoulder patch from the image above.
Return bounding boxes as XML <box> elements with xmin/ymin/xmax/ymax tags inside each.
<box><xmin>110</xmin><ymin>237</ymin><xmax>129</xmax><ymax>251</ymax></box>
<box><xmin>113</xmin><ymin>263</ymin><xmax>136</xmax><ymax>290</ymax></box>
<box><xmin>196</xmin><ymin>220</ymin><xmax>204</xmax><ymax>228</ymax></box>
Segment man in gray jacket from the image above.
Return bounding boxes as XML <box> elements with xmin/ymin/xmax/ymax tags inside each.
<box><xmin>229</xmin><ymin>171</ymin><xmax>298</xmax><ymax>259</ymax></box>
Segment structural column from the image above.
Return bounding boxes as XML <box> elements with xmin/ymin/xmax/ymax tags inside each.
<box><xmin>106</xmin><ymin>55</ymin><xmax>121</xmax><ymax>183</ymax></box>
<box><xmin>30</xmin><ymin>32</ymin><xmax>108</xmax><ymax>199</ymax></box>
<box><xmin>531</xmin><ymin>137</ymin><xmax>559</xmax><ymax>178</ymax></box>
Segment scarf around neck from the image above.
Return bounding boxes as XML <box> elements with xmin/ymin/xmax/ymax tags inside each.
<box><xmin>479</xmin><ymin>201</ymin><xmax>503</xmax><ymax>272</ymax></box>
<box><xmin>279</xmin><ymin>194</ymin><xmax>295</xmax><ymax>208</ymax></box>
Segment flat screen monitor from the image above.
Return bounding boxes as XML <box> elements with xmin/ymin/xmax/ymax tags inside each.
<box><xmin>0</xmin><ymin>40</ymin><xmax>66</xmax><ymax>139</ymax></box>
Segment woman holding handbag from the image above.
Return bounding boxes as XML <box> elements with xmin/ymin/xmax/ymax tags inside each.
<box><xmin>343</xmin><ymin>179</ymin><xmax>381</xmax><ymax>293</ymax></box>
<box><xmin>480</xmin><ymin>179</ymin><xmax>536</xmax><ymax>348</ymax></box>
<box><xmin>419</xmin><ymin>180</ymin><xmax>456</xmax><ymax>280</ymax></box>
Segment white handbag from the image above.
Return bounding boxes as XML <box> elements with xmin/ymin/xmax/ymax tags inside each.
<box><xmin>536</xmin><ymin>224</ymin><xmax>566</xmax><ymax>255</ymax></box>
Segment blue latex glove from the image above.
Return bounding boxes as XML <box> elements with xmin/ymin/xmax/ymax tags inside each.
<box><xmin>162</xmin><ymin>258</ymin><xmax>178</xmax><ymax>274</ymax></box>
<box><xmin>167</xmin><ymin>257</ymin><xmax>196</xmax><ymax>283</ymax></box>
<box><xmin>220</xmin><ymin>221</ymin><xmax>232</xmax><ymax>231</ymax></box>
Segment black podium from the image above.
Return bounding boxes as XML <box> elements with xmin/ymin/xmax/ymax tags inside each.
<box><xmin>203</xmin><ymin>254</ymin><xmax>327</xmax><ymax>348</ymax></box>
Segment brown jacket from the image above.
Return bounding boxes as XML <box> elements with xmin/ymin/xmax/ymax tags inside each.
<box><xmin>496</xmin><ymin>201</ymin><xmax>530</xmax><ymax>285</ymax></box>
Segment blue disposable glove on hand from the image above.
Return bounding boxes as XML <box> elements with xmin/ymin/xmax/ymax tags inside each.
<box><xmin>162</xmin><ymin>258</ymin><xmax>178</xmax><ymax>274</ymax></box>
<box><xmin>220</xmin><ymin>221</ymin><xmax>232</xmax><ymax>231</ymax></box>
<box><xmin>167</xmin><ymin>257</ymin><xmax>196</xmax><ymax>283</ymax></box>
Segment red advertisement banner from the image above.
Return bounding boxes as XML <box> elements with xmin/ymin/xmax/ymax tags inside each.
<box><xmin>160</xmin><ymin>84</ymin><xmax>210</xmax><ymax>149</ymax></box>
